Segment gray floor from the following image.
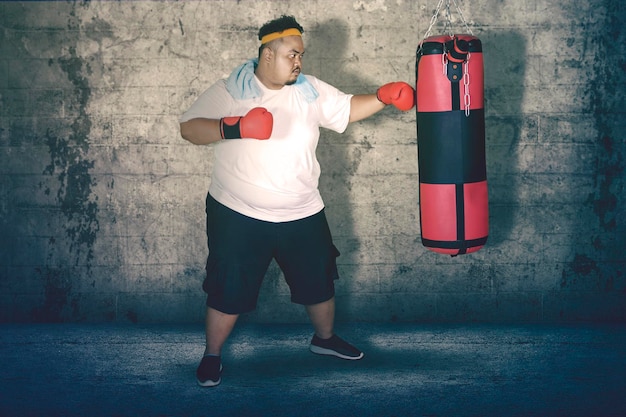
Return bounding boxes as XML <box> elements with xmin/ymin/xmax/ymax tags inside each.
<box><xmin>1</xmin><ymin>322</ymin><xmax>625</xmax><ymax>417</ymax></box>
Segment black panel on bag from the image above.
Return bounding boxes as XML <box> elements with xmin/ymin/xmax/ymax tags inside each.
<box><xmin>417</xmin><ymin>109</ymin><xmax>486</xmax><ymax>184</ymax></box>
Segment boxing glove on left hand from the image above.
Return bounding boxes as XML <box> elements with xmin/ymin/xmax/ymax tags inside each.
<box><xmin>377</xmin><ymin>82</ymin><xmax>416</xmax><ymax>111</ymax></box>
<box><xmin>220</xmin><ymin>107</ymin><xmax>273</xmax><ymax>140</ymax></box>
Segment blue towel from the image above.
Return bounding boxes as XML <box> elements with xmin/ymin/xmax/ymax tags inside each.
<box><xmin>225</xmin><ymin>59</ymin><xmax>319</xmax><ymax>103</ymax></box>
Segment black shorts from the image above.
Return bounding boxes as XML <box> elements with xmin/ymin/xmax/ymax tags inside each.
<box><xmin>203</xmin><ymin>194</ymin><xmax>340</xmax><ymax>314</ymax></box>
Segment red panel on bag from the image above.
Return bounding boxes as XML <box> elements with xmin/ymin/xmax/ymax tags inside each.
<box><xmin>420</xmin><ymin>183</ymin><xmax>457</xmax><ymax>241</ymax></box>
<box><xmin>463</xmin><ymin>181</ymin><xmax>489</xmax><ymax>240</ymax></box>
<box><xmin>417</xmin><ymin>55</ymin><xmax>452</xmax><ymax>113</ymax></box>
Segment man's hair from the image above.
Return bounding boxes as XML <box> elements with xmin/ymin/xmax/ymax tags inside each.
<box><xmin>258</xmin><ymin>15</ymin><xmax>304</xmax><ymax>41</ymax></box>
<box><xmin>258</xmin><ymin>15</ymin><xmax>304</xmax><ymax>57</ymax></box>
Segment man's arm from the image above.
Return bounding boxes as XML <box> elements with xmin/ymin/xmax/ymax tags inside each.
<box><xmin>349</xmin><ymin>82</ymin><xmax>416</xmax><ymax>123</ymax></box>
<box><xmin>349</xmin><ymin>94</ymin><xmax>386</xmax><ymax>123</ymax></box>
<box><xmin>180</xmin><ymin>118</ymin><xmax>222</xmax><ymax>145</ymax></box>
<box><xmin>180</xmin><ymin>108</ymin><xmax>274</xmax><ymax>145</ymax></box>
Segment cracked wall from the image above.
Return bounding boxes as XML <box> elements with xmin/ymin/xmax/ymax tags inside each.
<box><xmin>0</xmin><ymin>0</ymin><xmax>624</xmax><ymax>323</ymax></box>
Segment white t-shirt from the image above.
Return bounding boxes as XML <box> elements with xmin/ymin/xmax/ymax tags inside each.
<box><xmin>180</xmin><ymin>74</ymin><xmax>353</xmax><ymax>222</ymax></box>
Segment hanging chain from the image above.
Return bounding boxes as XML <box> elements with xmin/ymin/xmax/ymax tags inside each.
<box><xmin>421</xmin><ymin>0</ymin><xmax>446</xmax><ymax>42</ymax></box>
<box><xmin>463</xmin><ymin>52</ymin><xmax>471</xmax><ymax>116</ymax></box>
<box><xmin>443</xmin><ymin>0</ymin><xmax>452</xmax><ymax>37</ymax></box>
<box><xmin>421</xmin><ymin>0</ymin><xmax>473</xmax><ymax>44</ymax></box>
<box><xmin>451</xmin><ymin>0</ymin><xmax>473</xmax><ymax>35</ymax></box>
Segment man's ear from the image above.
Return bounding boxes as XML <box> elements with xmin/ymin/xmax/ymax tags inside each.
<box><xmin>262</xmin><ymin>45</ymin><xmax>274</xmax><ymax>63</ymax></box>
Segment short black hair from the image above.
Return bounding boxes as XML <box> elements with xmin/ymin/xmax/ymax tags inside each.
<box><xmin>258</xmin><ymin>15</ymin><xmax>304</xmax><ymax>41</ymax></box>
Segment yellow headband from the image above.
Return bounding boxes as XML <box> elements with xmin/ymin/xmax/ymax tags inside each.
<box><xmin>260</xmin><ymin>28</ymin><xmax>302</xmax><ymax>44</ymax></box>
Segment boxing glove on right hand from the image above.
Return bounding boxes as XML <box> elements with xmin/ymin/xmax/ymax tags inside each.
<box><xmin>376</xmin><ymin>82</ymin><xmax>416</xmax><ymax>111</ymax></box>
<box><xmin>220</xmin><ymin>107</ymin><xmax>273</xmax><ymax>140</ymax></box>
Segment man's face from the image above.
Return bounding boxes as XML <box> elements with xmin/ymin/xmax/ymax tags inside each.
<box><xmin>268</xmin><ymin>35</ymin><xmax>305</xmax><ymax>87</ymax></box>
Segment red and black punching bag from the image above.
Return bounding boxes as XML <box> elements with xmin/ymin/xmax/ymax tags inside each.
<box><xmin>416</xmin><ymin>34</ymin><xmax>488</xmax><ymax>255</ymax></box>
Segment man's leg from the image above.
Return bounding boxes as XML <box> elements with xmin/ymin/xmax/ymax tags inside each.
<box><xmin>305</xmin><ymin>296</ymin><xmax>335</xmax><ymax>339</ymax></box>
<box><xmin>204</xmin><ymin>306</ymin><xmax>239</xmax><ymax>355</ymax></box>
<box><xmin>196</xmin><ymin>306</ymin><xmax>238</xmax><ymax>387</ymax></box>
<box><xmin>306</xmin><ymin>296</ymin><xmax>364</xmax><ymax>360</ymax></box>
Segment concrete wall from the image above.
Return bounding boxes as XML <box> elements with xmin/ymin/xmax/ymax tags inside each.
<box><xmin>1</xmin><ymin>0</ymin><xmax>624</xmax><ymax>323</ymax></box>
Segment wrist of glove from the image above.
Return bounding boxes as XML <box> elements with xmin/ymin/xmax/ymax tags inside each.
<box><xmin>220</xmin><ymin>107</ymin><xmax>273</xmax><ymax>140</ymax></box>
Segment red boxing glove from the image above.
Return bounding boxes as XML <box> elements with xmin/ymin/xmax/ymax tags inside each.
<box><xmin>220</xmin><ymin>107</ymin><xmax>273</xmax><ymax>140</ymax></box>
<box><xmin>376</xmin><ymin>82</ymin><xmax>416</xmax><ymax>111</ymax></box>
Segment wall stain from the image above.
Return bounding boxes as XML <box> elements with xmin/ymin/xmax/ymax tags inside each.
<box><xmin>569</xmin><ymin>254</ymin><xmax>598</xmax><ymax>276</ymax></box>
<box><xmin>563</xmin><ymin>1</ymin><xmax>625</xmax><ymax>295</ymax></box>
<box><xmin>584</xmin><ymin>2</ymin><xmax>624</xmax><ymax>233</ymax></box>
<box><xmin>126</xmin><ymin>310</ymin><xmax>139</xmax><ymax>324</ymax></box>
<box><xmin>37</xmin><ymin>5</ymin><xmax>100</xmax><ymax>320</ymax></box>
<box><xmin>563</xmin><ymin>8</ymin><xmax>625</xmax><ymax>284</ymax></box>
<box><xmin>33</xmin><ymin>267</ymin><xmax>72</xmax><ymax>322</ymax></box>
<box><xmin>560</xmin><ymin>253</ymin><xmax>617</xmax><ymax>292</ymax></box>
<box><xmin>395</xmin><ymin>265</ymin><xmax>413</xmax><ymax>275</ymax></box>
<box><xmin>43</xmin><ymin>45</ymin><xmax>99</xmax><ymax>267</ymax></box>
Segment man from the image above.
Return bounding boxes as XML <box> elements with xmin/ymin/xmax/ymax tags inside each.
<box><xmin>180</xmin><ymin>15</ymin><xmax>415</xmax><ymax>387</ymax></box>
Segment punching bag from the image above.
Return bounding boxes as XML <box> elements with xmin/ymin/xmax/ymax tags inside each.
<box><xmin>416</xmin><ymin>34</ymin><xmax>488</xmax><ymax>255</ymax></box>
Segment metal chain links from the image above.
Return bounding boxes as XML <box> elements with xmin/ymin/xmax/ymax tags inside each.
<box><xmin>420</xmin><ymin>0</ymin><xmax>473</xmax><ymax>117</ymax></box>
<box><xmin>421</xmin><ymin>0</ymin><xmax>473</xmax><ymax>43</ymax></box>
<box><xmin>463</xmin><ymin>52</ymin><xmax>471</xmax><ymax>116</ymax></box>
<box><xmin>442</xmin><ymin>0</ymin><xmax>452</xmax><ymax>37</ymax></box>
<box><xmin>421</xmin><ymin>0</ymin><xmax>446</xmax><ymax>41</ymax></box>
<box><xmin>452</xmin><ymin>0</ymin><xmax>473</xmax><ymax>36</ymax></box>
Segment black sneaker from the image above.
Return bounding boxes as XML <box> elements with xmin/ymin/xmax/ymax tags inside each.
<box><xmin>309</xmin><ymin>334</ymin><xmax>364</xmax><ymax>360</ymax></box>
<box><xmin>196</xmin><ymin>355</ymin><xmax>223</xmax><ymax>387</ymax></box>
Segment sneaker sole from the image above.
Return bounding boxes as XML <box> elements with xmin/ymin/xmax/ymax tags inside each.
<box><xmin>309</xmin><ymin>344</ymin><xmax>364</xmax><ymax>360</ymax></box>
<box><xmin>197</xmin><ymin>364</ymin><xmax>223</xmax><ymax>387</ymax></box>
<box><xmin>197</xmin><ymin>377</ymin><xmax>221</xmax><ymax>387</ymax></box>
